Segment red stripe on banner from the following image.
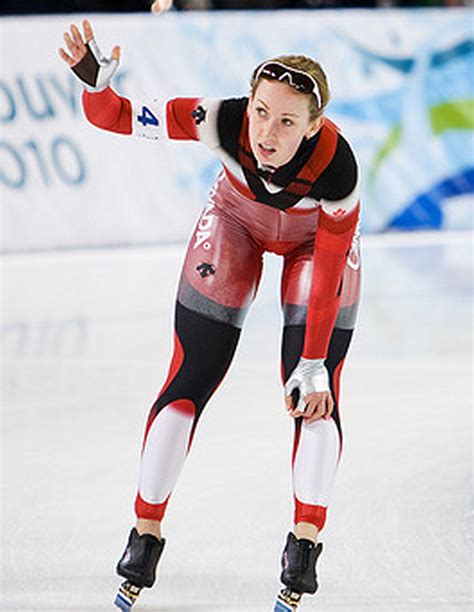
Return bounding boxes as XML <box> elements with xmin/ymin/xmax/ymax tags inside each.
<box><xmin>294</xmin><ymin>496</ymin><xmax>327</xmax><ymax>531</ymax></box>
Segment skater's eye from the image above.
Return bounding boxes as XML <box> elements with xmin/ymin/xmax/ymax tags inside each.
<box><xmin>256</xmin><ymin>106</ymin><xmax>267</xmax><ymax>118</ymax></box>
<box><xmin>281</xmin><ymin>118</ymin><xmax>294</xmax><ymax>127</ymax></box>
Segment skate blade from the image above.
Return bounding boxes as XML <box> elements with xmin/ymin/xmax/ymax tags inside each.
<box><xmin>114</xmin><ymin>581</ymin><xmax>142</xmax><ymax>611</ymax></box>
<box><xmin>274</xmin><ymin>600</ymin><xmax>295</xmax><ymax>612</ymax></box>
<box><xmin>273</xmin><ymin>588</ymin><xmax>302</xmax><ymax>612</ymax></box>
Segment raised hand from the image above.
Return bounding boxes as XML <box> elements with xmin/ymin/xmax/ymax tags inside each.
<box><xmin>59</xmin><ymin>20</ymin><xmax>121</xmax><ymax>92</ymax></box>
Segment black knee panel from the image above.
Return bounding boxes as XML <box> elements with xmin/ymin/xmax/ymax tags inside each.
<box><xmin>153</xmin><ymin>302</ymin><xmax>241</xmax><ymax>418</ymax></box>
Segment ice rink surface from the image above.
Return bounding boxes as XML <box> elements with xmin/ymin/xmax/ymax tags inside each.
<box><xmin>1</xmin><ymin>230</ymin><xmax>472</xmax><ymax>611</ymax></box>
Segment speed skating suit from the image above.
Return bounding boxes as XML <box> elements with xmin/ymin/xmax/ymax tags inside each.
<box><xmin>83</xmin><ymin>89</ymin><xmax>361</xmax><ymax>532</ymax></box>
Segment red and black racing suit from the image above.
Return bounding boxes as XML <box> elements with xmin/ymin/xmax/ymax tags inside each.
<box><xmin>83</xmin><ymin>89</ymin><xmax>361</xmax><ymax>532</ymax></box>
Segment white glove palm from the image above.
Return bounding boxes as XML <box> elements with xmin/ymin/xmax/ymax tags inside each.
<box><xmin>284</xmin><ymin>357</ymin><xmax>332</xmax><ymax>419</ymax></box>
<box><xmin>72</xmin><ymin>38</ymin><xmax>120</xmax><ymax>93</ymax></box>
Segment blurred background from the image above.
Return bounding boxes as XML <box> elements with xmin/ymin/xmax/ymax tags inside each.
<box><xmin>1</xmin><ymin>2</ymin><xmax>472</xmax><ymax>611</ymax></box>
<box><xmin>1</xmin><ymin>0</ymin><xmax>472</xmax><ymax>250</ymax></box>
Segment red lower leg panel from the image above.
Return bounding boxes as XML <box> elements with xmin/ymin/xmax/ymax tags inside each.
<box><xmin>135</xmin><ymin>492</ymin><xmax>169</xmax><ymax>521</ymax></box>
<box><xmin>294</xmin><ymin>496</ymin><xmax>328</xmax><ymax>532</ymax></box>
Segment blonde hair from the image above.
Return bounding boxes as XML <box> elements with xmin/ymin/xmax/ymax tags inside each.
<box><xmin>250</xmin><ymin>55</ymin><xmax>330</xmax><ymax>121</ymax></box>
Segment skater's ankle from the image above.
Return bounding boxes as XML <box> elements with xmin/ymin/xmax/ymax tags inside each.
<box><xmin>294</xmin><ymin>522</ymin><xmax>319</xmax><ymax>544</ymax></box>
<box><xmin>136</xmin><ymin>519</ymin><xmax>162</xmax><ymax>540</ymax></box>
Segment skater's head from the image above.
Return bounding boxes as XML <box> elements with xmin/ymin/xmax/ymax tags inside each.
<box><xmin>247</xmin><ymin>56</ymin><xmax>330</xmax><ymax>169</ymax></box>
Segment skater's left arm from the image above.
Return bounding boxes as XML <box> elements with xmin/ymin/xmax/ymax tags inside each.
<box><xmin>285</xmin><ymin>139</ymin><xmax>360</xmax><ymax>423</ymax></box>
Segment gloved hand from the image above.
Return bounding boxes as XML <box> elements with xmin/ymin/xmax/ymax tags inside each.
<box><xmin>59</xmin><ymin>20</ymin><xmax>121</xmax><ymax>93</ymax></box>
<box><xmin>284</xmin><ymin>357</ymin><xmax>334</xmax><ymax>423</ymax></box>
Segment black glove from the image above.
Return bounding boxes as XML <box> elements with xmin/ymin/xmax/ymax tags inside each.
<box><xmin>71</xmin><ymin>38</ymin><xmax>119</xmax><ymax>93</ymax></box>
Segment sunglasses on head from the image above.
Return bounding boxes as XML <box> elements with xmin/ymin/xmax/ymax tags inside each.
<box><xmin>255</xmin><ymin>61</ymin><xmax>322</xmax><ymax>109</ymax></box>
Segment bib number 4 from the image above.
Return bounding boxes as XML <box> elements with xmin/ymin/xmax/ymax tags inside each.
<box><xmin>137</xmin><ymin>106</ymin><xmax>159</xmax><ymax>127</ymax></box>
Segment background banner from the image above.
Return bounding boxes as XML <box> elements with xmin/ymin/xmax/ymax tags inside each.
<box><xmin>1</xmin><ymin>9</ymin><xmax>473</xmax><ymax>252</ymax></box>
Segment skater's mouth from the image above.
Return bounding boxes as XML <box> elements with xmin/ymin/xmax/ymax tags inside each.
<box><xmin>258</xmin><ymin>143</ymin><xmax>277</xmax><ymax>158</ymax></box>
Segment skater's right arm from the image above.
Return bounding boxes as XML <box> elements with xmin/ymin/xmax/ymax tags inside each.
<box><xmin>59</xmin><ymin>21</ymin><xmax>223</xmax><ymax>146</ymax></box>
<box><xmin>59</xmin><ymin>20</ymin><xmax>132</xmax><ymax>133</ymax></box>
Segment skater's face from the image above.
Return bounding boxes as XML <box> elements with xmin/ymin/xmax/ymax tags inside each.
<box><xmin>247</xmin><ymin>79</ymin><xmax>322</xmax><ymax>169</ymax></box>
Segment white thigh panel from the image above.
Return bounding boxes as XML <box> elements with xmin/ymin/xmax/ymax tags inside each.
<box><xmin>139</xmin><ymin>405</ymin><xmax>194</xmax><ymax>505</ymax></box>
<box><xmin>293</xmin><ymin>418</ymin><xmax>340</xmax><ymax>507</ymax></box>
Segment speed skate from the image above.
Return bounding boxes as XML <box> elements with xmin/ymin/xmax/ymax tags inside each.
<box><xmin>275</xmin><ymin>533</ymin><xmax>323</xmax><ymax>611</ymax></box>
<box><xmin>114</xmin><ymin>528</ymin><xmax>166</xmax><ymax>611</ymax></box>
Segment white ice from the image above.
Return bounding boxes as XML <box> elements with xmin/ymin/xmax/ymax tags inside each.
<box><xmin>1</xmin><ymin>230</ymin><xmax>472</xmax><ymax>611</ymax></box>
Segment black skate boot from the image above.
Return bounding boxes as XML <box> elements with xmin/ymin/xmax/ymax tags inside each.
<box><xmin>281</xmin><ymin>532</ymin><xmax>323</xmax><ymax>594</ymax></box>
<box><xmin>117</xmin><ymin>527</ymin><xmax>165</xmax><ymax>587</ymax></box>
<box><xmin>274</xmin><ymin>533</ymin><xmax>323</xmax><ymax>611</ymax></box>
<box><xmin>114</xmin><ymin>528</ymin><xmax>165</xmax><ymax>611</ymax></box>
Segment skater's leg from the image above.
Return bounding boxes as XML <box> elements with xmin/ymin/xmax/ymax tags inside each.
<box><xmin>280</xmin><ymin>238</ymin><xmax>361</xmax><ymax>536</ymax></box>
<box><xmin>276</xmin><ymin>327</ymin><xmax>350</xmax><ymax>599</ymax></box>
<box><xmin>117</xmin><ymin>205</ymin><xmax>263</xmax><ymax>595</ymax></box>
<box><xmin>134</xmin><ymin>303</ymin><xmax>243</xmax><ymax>523</ymax></box>
<box><xmin>134</xmin><ymin>203</ymin><xmax>264</xmax><ymax>530</ymax></box>
<box><xmin>282</xmin><ymin>324</ymin><xmax>354</xmax><ymax>537</ymax></box>
<box><xmin>276</xmin><ymin>240</ymin><xmax>360</xmax><ymax>599</ymax></box>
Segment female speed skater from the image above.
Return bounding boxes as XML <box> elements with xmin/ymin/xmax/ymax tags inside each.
<box><xmin>59</xmin><ymin>19</ymin><xmax>361</xmax><ymax>611</ymax></box>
